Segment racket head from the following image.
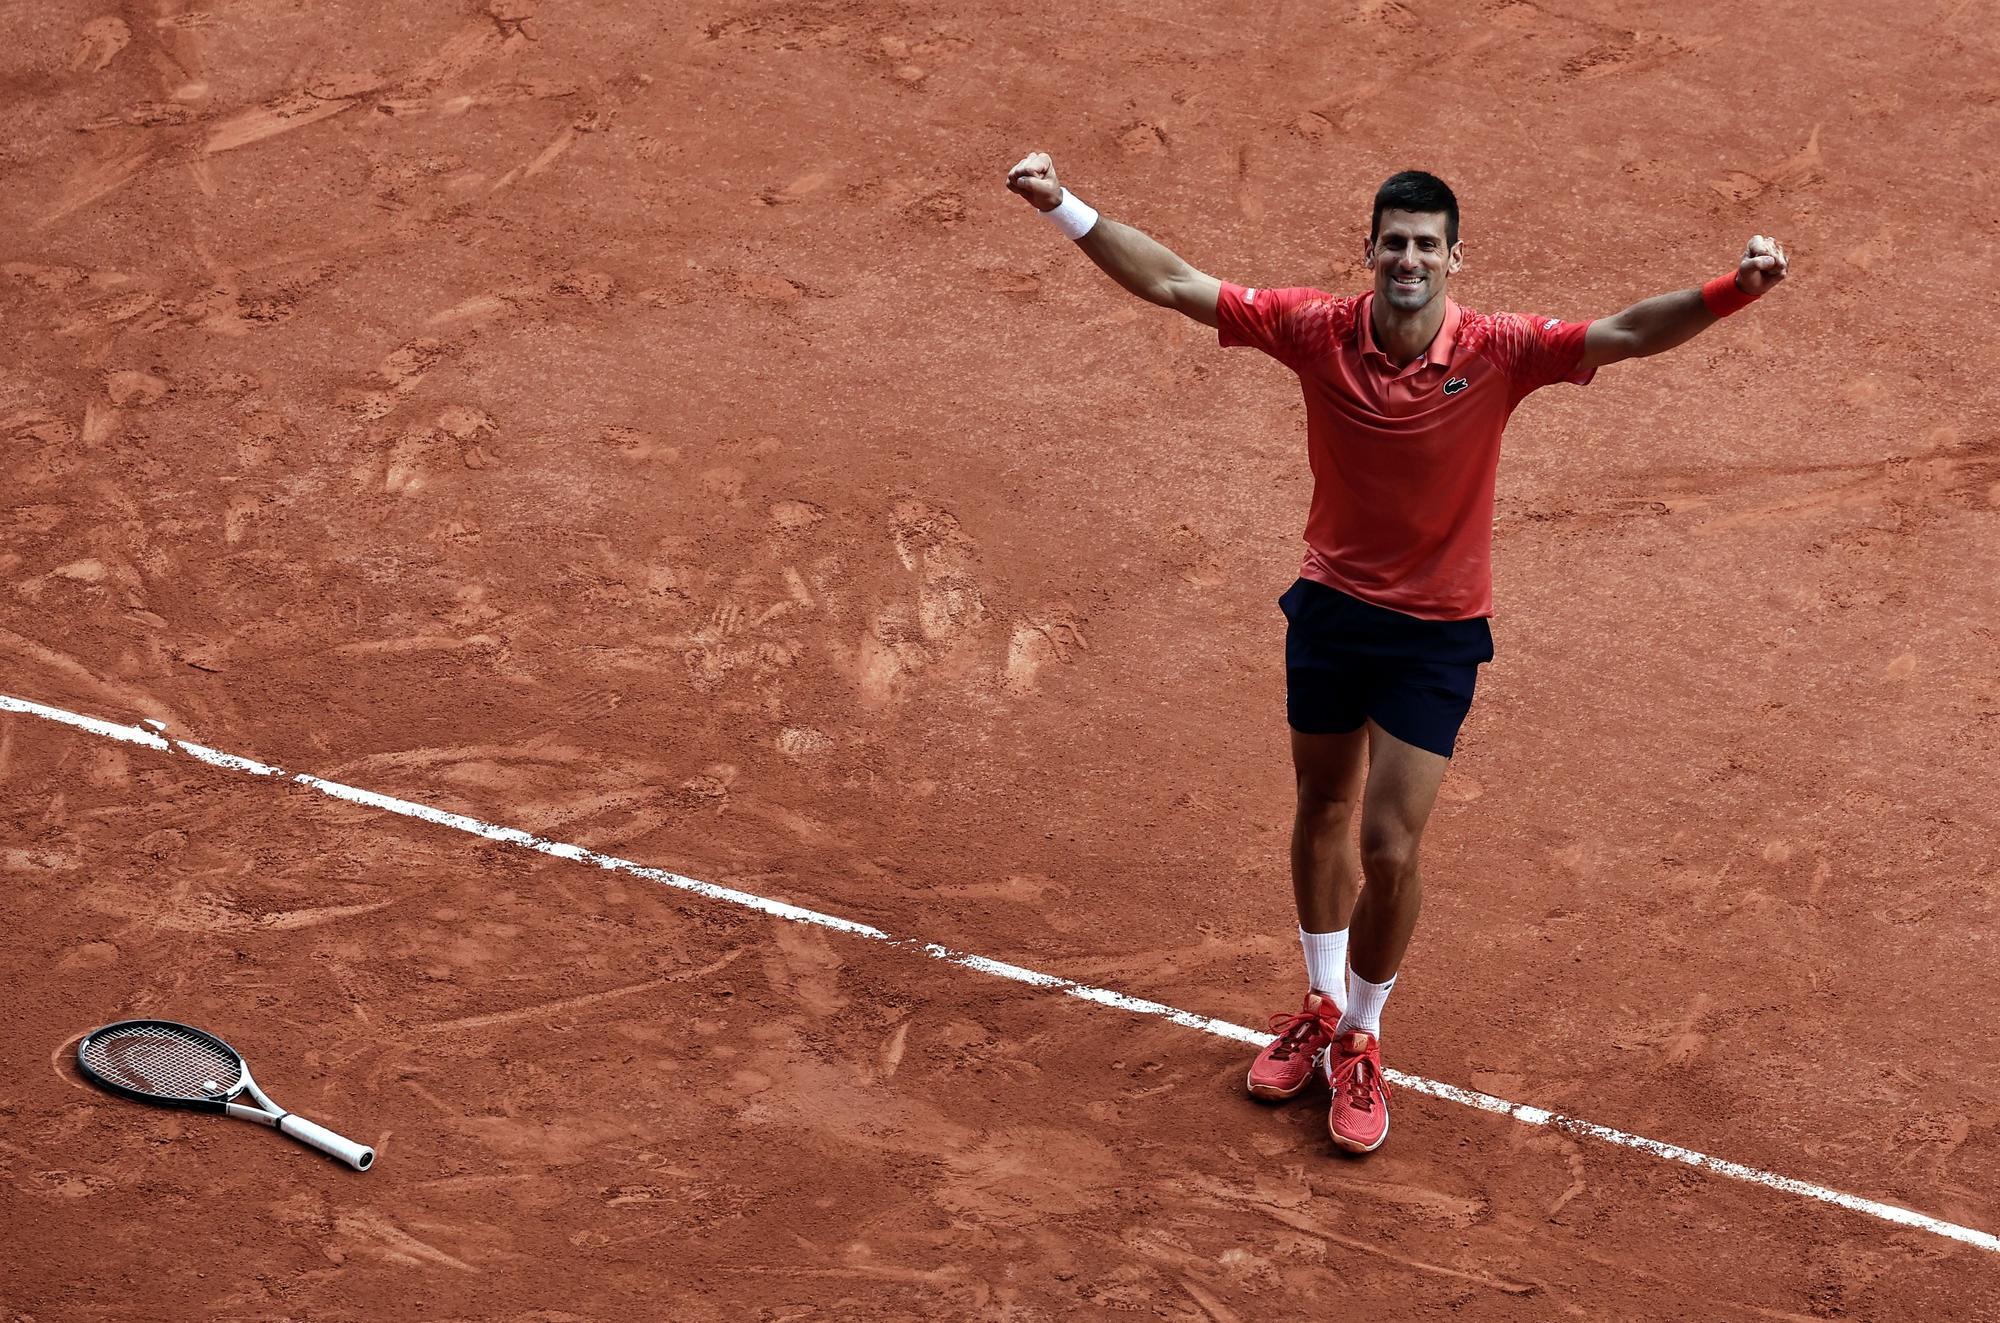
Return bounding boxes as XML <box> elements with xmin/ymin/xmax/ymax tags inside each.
<box><xmin>76</xmin><ymin>1019</ymin><xmax>249</xmax><ymax>1111</ymax></box>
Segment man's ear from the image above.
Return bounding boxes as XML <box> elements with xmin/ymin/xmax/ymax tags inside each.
<box><xmin>1446</xmin><ymin>241</ymin><xmax>1465</xmax><ymax>276</ymax></box>
<box><xmin>1361</xmin><ymin>237</ymin><xmax>1378</xmax><ymax>269</ymax></box>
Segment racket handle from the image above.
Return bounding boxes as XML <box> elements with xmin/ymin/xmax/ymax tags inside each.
<box><xmin>279</xmin><ymin>1113</ymin><xmax>376</xmax><ymax>1171</ymax></box>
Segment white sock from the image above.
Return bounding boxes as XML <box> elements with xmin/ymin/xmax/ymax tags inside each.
<box><xmin>1337</xmin><ymin>966</ymin><xmax>1397</xmax><ymax>1037</ymax></box>
<box><xmin>1299</xmin><ymin>926</ymin><xmax>1348</xmax><ymax>999</ymax></box>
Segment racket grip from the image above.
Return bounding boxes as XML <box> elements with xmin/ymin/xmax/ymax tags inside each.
<box><xmin>279</xmin><ymin>1113</ymin><xmax>376</xmax><ymax>1171</ymax></box>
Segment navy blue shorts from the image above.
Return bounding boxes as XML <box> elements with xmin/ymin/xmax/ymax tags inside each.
<box><xmin>1279</xmin><ymin>577</ymin><xmax>1493</xmax><ymax>759</ymax></box>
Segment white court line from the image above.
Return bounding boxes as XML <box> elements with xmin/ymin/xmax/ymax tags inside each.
<box><xmin>5</xmin><ymin>689</ymin><xmax>1995</xmax><ymax>1255</ymax></box>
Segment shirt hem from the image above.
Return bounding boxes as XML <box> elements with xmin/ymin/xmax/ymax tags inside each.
<box><xmin>1297</xmin><ymin>566</ymin><xmax>1493</xmax><ymax>623</ymax></box>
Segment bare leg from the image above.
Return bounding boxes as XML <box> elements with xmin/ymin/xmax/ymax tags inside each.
<box><xmin>1348</xmin><ymin>720</ymin><xmax>1452</xmax><ymax>984</ymax></box>
<box><xmin>1289</xmin><ymin>726</ymin><xmax>1369</xmax><ymax>935</ymax></box>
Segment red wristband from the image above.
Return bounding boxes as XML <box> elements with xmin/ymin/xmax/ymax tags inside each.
<box><xmin>1701</xmin><ymin>272</ymin><xmax>1758</xmax><ymax>317</ymax></box>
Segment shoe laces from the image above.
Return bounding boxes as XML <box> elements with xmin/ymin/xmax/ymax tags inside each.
<box><xmin>1263</xmin><ymin>1007</ymin><xmax>1332</xmax><ymax>1062</ymax></box>
<box><xmin>1336</xmin><ymin>1048</ymin><xmax>1381</xmax><ymax>1114</ymax></box>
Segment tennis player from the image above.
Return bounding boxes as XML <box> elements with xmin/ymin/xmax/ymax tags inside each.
<box><xmin>1006</xmin><ymin>153</ymin><xmax>1787</xmax><ymax>1154</ymax></box>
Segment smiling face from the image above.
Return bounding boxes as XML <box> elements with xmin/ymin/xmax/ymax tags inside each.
<box><xmin>1364</xmin><ymin>209</ymin><xmax>1464</xmax><ymax>314</ymax></box>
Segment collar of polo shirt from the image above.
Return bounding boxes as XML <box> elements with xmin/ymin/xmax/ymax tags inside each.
<box><xmin>1357</xmin><ymin>294</ymin><xmax>1464</xmax><ymax>380</ymax></box>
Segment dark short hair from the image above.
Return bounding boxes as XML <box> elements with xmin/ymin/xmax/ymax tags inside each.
<box><xmin>1371</xmin><ymin>171</ymin><xmax>1458</xmax><ymax>246</ymax></box>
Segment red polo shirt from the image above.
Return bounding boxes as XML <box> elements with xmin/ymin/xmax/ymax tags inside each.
<box><xmin>1217</xmin><ymin>283</ymin><xmax>1593</xmax><ymax>620</ymax></box>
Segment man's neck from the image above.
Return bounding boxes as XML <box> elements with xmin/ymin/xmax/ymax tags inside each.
<box><xmin>1369</xmin><ymin>293</ymin><xmax>1447</xmax><ymax>369</ymax></box>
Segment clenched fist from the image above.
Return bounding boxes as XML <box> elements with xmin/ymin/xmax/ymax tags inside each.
<box><xmin>1006</xmin><ymin>152</ymin><xmax>1063</xmax><ymax>212</ymax></box>
<box><xmin>1736</xmin><ymin>234</ymin><xmax>1789</xmax><ymax>295</ymax></box>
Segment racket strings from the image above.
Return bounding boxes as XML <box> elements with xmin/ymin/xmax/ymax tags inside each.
<box><xmin>82</xmin><ymin>1024</ymin><xmax>240</xmax><ymax>1100</ymax></box>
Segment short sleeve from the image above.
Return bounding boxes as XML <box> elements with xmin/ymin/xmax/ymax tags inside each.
<box><xmin>1216</xmin><ymin>283</ymin><xmax>1344</xmax><ymax>369</ymax></box>
<box><xmin>1487</xmin><ymin>313</ymin><xmax>1595</xmax><ymax>395</ymax></box>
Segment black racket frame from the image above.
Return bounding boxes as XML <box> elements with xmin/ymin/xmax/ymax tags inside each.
<box><xmin>75</xmin><ymin>1017</ymin><xmax>249</xmax><ymax>1113</ymax></box>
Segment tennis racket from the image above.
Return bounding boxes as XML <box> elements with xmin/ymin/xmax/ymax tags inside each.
<box><xmin>77</xmin><ymin>1019</ymin><xmax>375</xmax><ymax>1172</ymax></box>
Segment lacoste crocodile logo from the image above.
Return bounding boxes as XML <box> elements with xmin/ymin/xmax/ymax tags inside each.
<box><xmin>1442</xmin><ymin>377</ymin><xmax>1470</xmax><ymax>396</ymax></box>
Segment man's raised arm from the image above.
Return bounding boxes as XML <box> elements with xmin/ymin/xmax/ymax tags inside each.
<box><xmin>1006</xmin><ymin>152</ymin><xmax>1222</xmax><ymax>329</ymax></box>
<box><xmin>1578</xmin><ymin>235</ymin><xmax>1790</xmax><ymax>372</ymax></box>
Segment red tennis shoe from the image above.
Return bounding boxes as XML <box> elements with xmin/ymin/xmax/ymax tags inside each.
<box><xmin>1327</xmin><ymin>1030</ymin><xmax>1390</xmax><ymax>1153</ymax></box>
<box><xmin>1246</xmin><ymin>990</ymin><xmax>1341</xmax><ymax>1100</ymax></box>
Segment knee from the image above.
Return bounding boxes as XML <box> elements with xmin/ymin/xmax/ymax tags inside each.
<box><xmin>1359</xmin><ymin>827</ymin><xmax>1421</xmax><ymax>885</ymax></box>
<box><xmin>1295</xmin><ymin>773</ymin><xmax>1357</xmax><ymax>819</ymax></box>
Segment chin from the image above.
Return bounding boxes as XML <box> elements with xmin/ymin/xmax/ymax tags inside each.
<box><xmin>1381</xmin><ymin>283</ymin><xmax>1432</xmax><ymax>311</ymax></box>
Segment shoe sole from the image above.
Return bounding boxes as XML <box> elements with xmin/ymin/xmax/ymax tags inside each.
<box><xmin>1247</xmin><ymin>1074</ymin><xmax>1313</xmax><ymax>1101</ymax></box>
<box><xmin>1329</xmin><ymin>1110</ymin><xmax>1389</xmax><ymax>1153</ymax></box>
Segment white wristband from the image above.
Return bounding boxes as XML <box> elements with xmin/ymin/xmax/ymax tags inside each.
<box><xmin>1042</xmin><ymin>188</ymin><xmax>1099</xmax><ymax>241</ymax></box>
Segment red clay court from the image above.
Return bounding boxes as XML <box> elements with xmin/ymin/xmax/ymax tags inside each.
<box><xmin>4</xmin><ymin>1</ymin><xmax>1997</xmax><ymax>1318</ymax></box>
